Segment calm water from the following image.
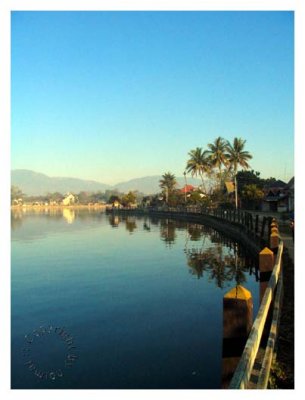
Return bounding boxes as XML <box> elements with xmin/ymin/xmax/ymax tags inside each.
<box><xmin>11</xmin><ymin>209</ymin><xmax>259</xmax><ymax>389</ymax></box>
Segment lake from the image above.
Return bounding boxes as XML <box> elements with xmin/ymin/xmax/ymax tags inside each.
<box><xmin>11</xmin><ymin>209</ymin><xmax>259</xmax><ymax>389</ymax></box>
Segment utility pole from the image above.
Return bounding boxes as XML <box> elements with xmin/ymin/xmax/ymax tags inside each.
<box><xmin>235</xmin><ymin>175</ymin><xmax>238</xmax><ymax>210</ymax></box>
<box><xmin>183</xmin><ymin>171</ymin><xmax>187</xmax><ymax>203</ymax></box>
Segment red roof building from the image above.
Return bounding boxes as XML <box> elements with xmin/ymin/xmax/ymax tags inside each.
<box><xmin>180</xmin><ymin>185</ymin><xmax>195</xmax><ymax>194</ymax></box>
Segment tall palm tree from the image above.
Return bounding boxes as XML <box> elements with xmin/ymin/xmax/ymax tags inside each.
<box><xmin>185</xmin><ymin>147</ymin><xmax>210</xmax><ymax>193</ymax></box>
<box><xmin>159</xmin><ymin>172</ymin><xmax>177</xmax><ymax>203</ymax></box>
<box><xmin>226</xmin><ymin>137</ymin><xmax>252</xmax><ymax>209</ymax></box>
<box><xmin>205</xmin><ymin>137</ymin><xmax>229</xmax><ymax>188</ymax></box>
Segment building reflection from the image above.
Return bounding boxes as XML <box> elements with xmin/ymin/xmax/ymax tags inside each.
<box><xmin>62</xmin><ymin>208</ymin><xmax>75</xmax><ymax>224</ymax></box>
<box><xmin>108</xmin><ymin>214</ymin><xmax>121</xmax><ymax>228</ymax></box>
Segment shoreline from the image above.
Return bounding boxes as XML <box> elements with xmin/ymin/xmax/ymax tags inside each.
<box><xmin>11</xmin><ymin>204</ymin><xmax>107</xmax><ymax>210</ymax></box>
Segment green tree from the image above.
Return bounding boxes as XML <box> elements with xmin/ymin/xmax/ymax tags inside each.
<box><xmin>121</xmin><ymin>191</ymin><xmax>137</xmax><ymax>207</ymax></box>
<box><xmin>186</xmin><ymin>147</ymin><xmax>210</xmax><ymax>193</ymax></box>
<box><xmin>226</xmin><ymin>137</ymin><xmax>252</xmax><ymax>209</ymax></box>
<box><xmin>205</xmin><ymin>137</ymin><xmax>229</xmax><ymax>189</ymax></box>
<box><xmin>237</xmin><ymin>170</ymin><xmax>263</xmax><ymax>193</ymax></box>
<box><xmin>241</xmin><ymin>184</ymin><xmax>264</xmax><ymax>210</ymax></box>
<box><xmin>159</xmin><ymin>172</ymin><xmax>177</xmax><ymax>203</ymax></box>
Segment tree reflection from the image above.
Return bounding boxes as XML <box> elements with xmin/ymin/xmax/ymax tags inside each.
<box><xmin>160</xmin><ymin>219</ymin><xmax>177</xmax><ymax>247</ymax></box>
<box><xmin>186</xmin><ymin>242</ymin><xmax>250</xmax><ymax>288</ymax></box>
<box><xmin>143</xmin><ymin>218</ymin><xmax>151</xmax><ymax>231</ymax></box>
<box><xmin>125</xmin><ymin>217</ymin><xmax>137</xmax><ymax>233</ymax></box>
<box><xmin>11</xmin><ymin>210</ymin><xmax>23</xmax><ymax>230</ymax></box>
<box><xmin>108</xmin><ymin>215</ymin><xmax>121</xmax><ymax>228</ymax></box>
<box><xmin>187</xmin><ymin>224</ymin><xmax>203</xmax><ymax>241</ymax></box>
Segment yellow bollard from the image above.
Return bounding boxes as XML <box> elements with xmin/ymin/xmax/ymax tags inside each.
<box><xmin>259</xmin><ymin>247</ymin><xmax>274</xmax><ymax>272</ymax></box>
<box><xmin>259</xmin><ymin>247</ymin><xmax>274</xmax><ymax>303</ymax></box>
<box><xmin>270</xmin><ymin>232</ymin><xmax>279</xmax><ymax>250</ymax></box>
<box><xmin>222</xmin><ymin>285</ymin><xmax>253</xmax><ymax>388</ymax></box>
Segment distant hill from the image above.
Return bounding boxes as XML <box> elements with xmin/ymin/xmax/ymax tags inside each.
<box><xmin>11</xmin><ymin>170</ymin><xmax>111</xmax><ymax>196</ymax></box>
<box><xmin>11</xmin><ymin>169</ymin><xmax>202</xmax><ymax>196</ymax></box>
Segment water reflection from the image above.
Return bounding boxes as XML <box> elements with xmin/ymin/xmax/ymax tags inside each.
<box><xmin>11</xmin><ymin>210</ymin><xmax>259</xmax><ymax>289</ymax></box>
<box><xmin>62</xmin><ymin>208</ymin><xmax>75</xmax><ymax>224</ymax></box>
<box><xmin>160</xmin><ymin>219</ymin><xmax>177</xmax><ymax>247</ymax></box>
<box><xmin>182</xmin><ymin>224</ymin><xmax>258</xmax><ymax>288</ymax></box>
<box><xmin>12</xmin><ymin>210</ymin><xmax>260</xmax><ymax>389</ymax></box>
<box><xmin>187</xmin><ymin>244</ymin><xmax>257</xmax><ymax>286</ymax></box>
<box><xmin>108</xmin><ymin>214</ymin><xmax>121</xmax><ymax>227</ymax></box>
<box><xmin>11</xmin><ymin>207</ymin><xmax>103</xmax><ymax>230</ymax></box>
<box><xmin>125</xmin><ymin>217</ymin><xmax>137</xmax><ymax>233</ymax></box>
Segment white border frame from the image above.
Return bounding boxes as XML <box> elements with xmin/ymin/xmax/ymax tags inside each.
<box><xmin>1</xmin><ymin>1</ymin><xmax>302</xmax><ymax>399</ymax></box>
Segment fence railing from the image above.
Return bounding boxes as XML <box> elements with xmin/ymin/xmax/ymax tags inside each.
<box><xmin>136</xmin><ymin>206</ymin><xmax>273</xmax><ymax>243</ymax></box>
<box><xmin>229</xmin><ymin>239</ymin><xmax>283</xmax><ymax>388</ymax></box>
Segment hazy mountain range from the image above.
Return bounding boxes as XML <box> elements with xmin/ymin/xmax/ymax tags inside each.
<box><xmin>11</xmin><ymin>169</ymin><xmax>201</xmax><ymax>196</ymax></box>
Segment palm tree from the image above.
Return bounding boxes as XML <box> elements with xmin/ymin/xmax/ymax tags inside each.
<box><xmin>226</xmin><ymin>138</ymin><xmax>252</xmax><ymax>209</ymax></box>
<box><xmin>159</xmin><ymin>172</ymin><xmax>177</xmax><ymax>203</ymax></box>
<box><xmin>185</xmin><ymin>147</ymin><xmax>210</xmax><ymax>193</ymax></box>
<box><xmin>205</xmin><ymin>137</ymin><xmax>229</xmax><ymax>189</ymax></box>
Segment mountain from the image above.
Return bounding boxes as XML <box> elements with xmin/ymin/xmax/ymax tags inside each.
<box><xmin>11</xmin><ymin>170</ymin><xmax>111</xmax><ymax>196</ymax></box>
<box><xmin>11</xmin><ymin>169</ymin><xmax>202</xmax><ymax>196</ymax></box>
<box><xmin>113</xmin><ymin>176</ymin><xmax>201</xmax><ymax>194</ymax></box>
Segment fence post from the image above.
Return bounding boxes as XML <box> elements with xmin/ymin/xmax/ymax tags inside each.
<box><xmin>259</xmin><ymin>247</ymin><xmax>274</xmax><ymax>302</ymax></box>
<box><xmin>255</xmin><ymin>215</ymin><xmax>259</xmax><ymax>234</ymax></box>
<box><xmin>250</xmin><ymin>214</ymin><xmax>254</xmax><ymax>233</ymax></box>
<box><xmin>222</xmin><ymin>285</ymin><xmax>253</xmax><ymax>388</ymax></box>
<box><xmin>267</xmin><ymin>217</ymin><xmax>273</xmax><ymax>239</ymax></box>
<box><xmin>261</xmin><ymin>217</ymin><xmax>266</xmax><ymax>239</ymax></box>
<box><xmin>270</xmin><ymin>232</ymin><xmax>280</xmax><ymax>252</ymax></box>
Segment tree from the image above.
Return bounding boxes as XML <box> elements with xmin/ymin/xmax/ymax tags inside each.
<box><xmin>159</xmin><ymin>172</ymin><xmax>177</xmax><ymax>203</ymax></box>
<box><xmin>226</xmin><ymin>137</ymin><xmax>252</xmax><ymax>209</ymax></box>
<box><xmin>109</xmin><ymin>195</ymin><xmax>121</xmax><ymax>204</ymax></box>
<box><xmin>241</xmin><ymin>184</ymin><xmax>264</xmax><ymax>210</ymax></box>
<box><xmin>11</xmin><ymin>186</ymin><xmax>24</xmax><ymax>204</ymax></box>
<box><xmin>185</xmin><ymin>147</ymin><xmax>210</xmax><ymax>193</ymax></box>
<box><xmin>47</xmin><ymin>192</ymin><xmax>64</xmax><ymax>203</ymax></box>
<box><xmin>121</xmin><ymin>191</ymin><xmax>137</xmax><ymax>207</ymax></box>
<box><xmin>205</xmin><ymin>137</ymin><xmax>229</xmax><ymax>189</ymax></box>
<box><xmin>236</xmin><ymin>170</ymin><xmax>262</xmax><ymax>194</ymax></box>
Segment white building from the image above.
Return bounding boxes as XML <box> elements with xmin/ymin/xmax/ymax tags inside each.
<box><xmin>62</xmin><ymin>193</ymin><xmax>76</xmax><ymax>206</ymax></box>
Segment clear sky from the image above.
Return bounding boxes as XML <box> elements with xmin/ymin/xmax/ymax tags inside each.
<box><xmin>11</xmin><ymin>11</ymin><xmax>294</xmax><ymax>185</ymax></box>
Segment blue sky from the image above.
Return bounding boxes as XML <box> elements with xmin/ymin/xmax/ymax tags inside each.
<box><xmin>11</xmin><ymin>11</ymin><xmax>294</xmax><ymax>184</ymax></box>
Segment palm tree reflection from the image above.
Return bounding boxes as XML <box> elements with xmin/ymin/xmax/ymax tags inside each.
<box><xmin>105</xmin><ymin>215</ymin><xmax>258</xmax><ymax>286</ymax></box>
<box><xmin>186</xmin><ymin>239</ymin><xmax>252</xmax><ymax>288</ymax></box>
<box><xmin>160</xmin><ymin>219</ymin><xmax>177</xmax><ymax>247</ymax></box>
